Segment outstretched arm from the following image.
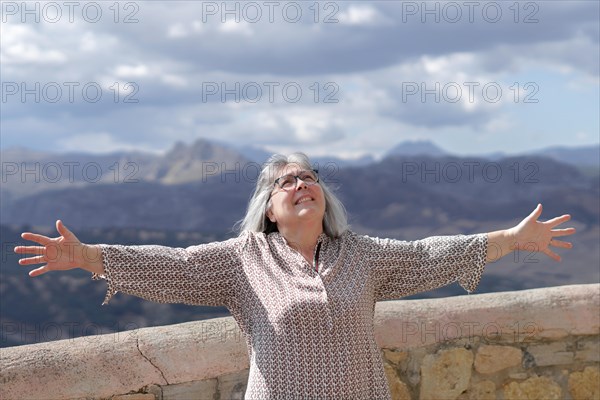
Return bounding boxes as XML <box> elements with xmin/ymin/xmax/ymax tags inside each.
<box><xmin>14</xmin><ymin>220</ymin><xmax>104</xmax><ymax>277</ymax></box>
<box><xmin>368</xmin><ymin>203</ymin><xmax>575</xmax><ymax>300</ymax></box>
<box><xmin>486</xmin><ymin>204</ymin><xmax>575</xmax><ymax>263</ymax></box>
<box><xmin>14</xmin><ymin>220</ymin><xmax>245</xmax><ymax>307</ymax></box>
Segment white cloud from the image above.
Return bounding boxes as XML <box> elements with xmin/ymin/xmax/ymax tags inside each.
<box><xmin>113</xmin><ymin>64</ymin><xmax>149</xmax><ymax>78</ymax></box>
<box><xmin>167</xmin><ymin>23</ymin><xmax>188</xmax><ymax>39</ymax></box>
<box><xmin>161</xmin><ymin>74</ymin><xmax>187</xmax><ymax>88</ymax></box>
<box><xmin>422</xmin><ymin>53</ymin><xmax>476</xmax><ymax>75</ymax></box>
<box><xmin>2</xmin><ymin>1</ymin><xmax>597</xmax><ymax>157</ymax></box>
<box><xmin>1</xmin><ymin>24</ymin><xmax>67</xmax><ymax>65</ymax></box>
<box><xmin>79</xmin><ymin>32</ymin><xmax>97</xmax><ymax>52</ymax></box>
<box><xmin>58</xmin><ymin>132</ymin><xmax>154</xmax><ymax>154</ymax></box>
<box><xmin>191</xmin><ymin>21</ymin><xmax>204</xmax><ymax>33</ymax></box>
<box><xmin>370</xmin><ymin>53</ymin><xmax>509</xmax><ymax>128</ymax></box>
<box><xmin>218</xmin><ymin>20</ymin><xmax>254</xmax><ymax>36</ymax></box>
<box><xmin>478</xmin><ymin>32</ymin><xmax>599</xmax><ymax>79</ymax></box>
<box><xmin>481</xmin><ymin>115</ymin><xmax>515</xmax><ymax>134</ymax></box>
<box><xmin>576</xmin><ymin>131</ymin><xmax>590</xmax><ymax>141</ymax></box>
<box><xmin>284</xmin><ymin>111</ymin><xmax>344</xmax><ymax>143</ymax></box>
<box><xmin>254</xmin><ymin>112</ymin><xmax>280</xmax><ymax>130</ymax></box>
<box><xmin>338</xmin><ymin>5</ymin><xmax>379</xmax><ymax>25</ymax></box>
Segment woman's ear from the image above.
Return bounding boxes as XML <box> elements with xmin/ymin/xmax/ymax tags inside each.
<box><xmin>266</xmin><ymin>208</ymin><xmax>276</xmax><ymax>223</ymax></box>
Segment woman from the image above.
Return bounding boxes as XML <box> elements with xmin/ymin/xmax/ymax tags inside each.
<box><xmin>15</xmin><ymin>152</ymin><xmax>575</xmax><ymax>399</ymax></box>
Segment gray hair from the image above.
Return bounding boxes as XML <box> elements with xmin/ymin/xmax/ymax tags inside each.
<box><xmin>234</xmin><ymin>152</ymin><xmax>348</xmax><ymax>238</ymax></box>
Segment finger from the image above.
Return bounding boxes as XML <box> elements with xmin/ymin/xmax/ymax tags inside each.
<box><xmin>56</xmin><ymin>220</ymin><xmax>72</xmax><ymax>238</ymax></box>
<box><xmin>527</xmin><ymin>204</ymin><xmax>543</xmax><ymax>221</ymax></box>
<box><xmin>550</xmin><ymin>240</ymin><xmax>572</xmax><ymax>249</ymax></box>
<box><xmin>13</xmin><ymin>246</ymin><xmax>45</xmax><ymax>255</ymax></box>
<box><xmin>551</xmin><ymin>227</ymin><xmax>576</xmax><ymax>237</ymax></box>
<box><xmin>543</xmin><ymin>248</ymin><xmax>561</xmax><ymax>262</ymax></box>
<box><xmin>544</xmin><ymin>214</ymin><xmax>571</xmax><ymax>227</ymax></box>
<box><xmin>29</xmin><ymin>265</ymin><xmax>49</xmax><ymax>277</ymax></box>
<box><xmin>20</xmin><ymin>232</ymin><xmax>52</xmax><ymax>246</ymax></box>
<box><xmin>18</xmin><ymin>255</ymin><xmax>47</xmax><ymax>266</ymax></box>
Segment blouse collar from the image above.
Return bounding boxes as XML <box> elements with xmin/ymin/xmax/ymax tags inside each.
<box><xmin>270</xmin><ymin>231</ymin><xmax>330</xmax><ymax>247</ymax></box>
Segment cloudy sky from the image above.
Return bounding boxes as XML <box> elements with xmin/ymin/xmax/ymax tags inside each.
<box><xmin>1</xmin><ymin>1</ymin><xmax>598</xmax><ymax>159</ymax></box>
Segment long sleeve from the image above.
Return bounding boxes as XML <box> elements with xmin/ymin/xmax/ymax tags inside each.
<box><xmin>91</xmin><ymin>234</ymin><xmax>245</xmax><ymax>307</ymax></box>
<box><xmin>362</xmin><ymin>233</ymin><xmax>488</xmax><ymax>301</ymax></box>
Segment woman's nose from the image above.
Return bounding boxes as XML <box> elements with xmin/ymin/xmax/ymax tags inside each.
<box><xmin>295</xmin><ymin>179</ymin><xmax>308</xmax><ymax>190</ymax></box>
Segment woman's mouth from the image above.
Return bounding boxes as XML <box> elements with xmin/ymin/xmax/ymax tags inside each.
<box><xmin>295</xmin><ymin>196</ymin><xmax>313</xmax><ymax>205</ymax></box>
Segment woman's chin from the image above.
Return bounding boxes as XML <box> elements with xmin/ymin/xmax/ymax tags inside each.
<box><xmin>296</xmin><ymin>208</ymin><xmax>324</xmax><ymax>219</ymax></box>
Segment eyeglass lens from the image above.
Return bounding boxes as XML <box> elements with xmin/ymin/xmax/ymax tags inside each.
<box><xmin>277</xmin><ymin>170</ymin><xmax>318</xmax><ymax>189</ymax></box>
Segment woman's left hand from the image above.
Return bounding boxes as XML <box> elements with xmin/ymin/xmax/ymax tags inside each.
<box><xmin>508</xmin><ymin>204</ymin><xmax>576</xmax><ymax>261</ymax></box>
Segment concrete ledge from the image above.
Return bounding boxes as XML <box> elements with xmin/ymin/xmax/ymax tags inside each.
<box><xmin>374</xmin><ymin>283</ymin><xmax>600</xmax><ymax>349</ymax></box>
<box><xmin>1</xmin><ymin>317</ymin><xmax>248</xmax><ymax>399</ymax></box>
<box><xmin>1</xmin><ymin>284</ymin><xmax>598</xmax><ymax>400</ymax></box>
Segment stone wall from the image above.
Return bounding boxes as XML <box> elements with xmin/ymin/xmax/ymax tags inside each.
<box><xmin>2</xmin><ymin>284</ymin><xmax>598</xmax><ymax>400</ymax></box>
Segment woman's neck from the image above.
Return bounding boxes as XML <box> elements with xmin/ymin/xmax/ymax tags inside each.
<box><xmin>278</xmin><ymin>220</ymin><xmax>323</xmax><ymax>257</ymax></box>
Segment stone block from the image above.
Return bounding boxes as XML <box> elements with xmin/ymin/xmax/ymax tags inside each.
<box><xmin>383</xmin><ymin>364</ymin><xmax>412</xmax><ymax>400</ymax></box>
<box><xmin>383</xmin><ymin>348</ymin><xmax>409</xmax><ymax>366</ymax></box>
<box><xmin>474</xmin><ymin>345</ymin><xmax>521</xmax><ymax>374</ymax></box>
<box><xmin>568</xmin><ymin>366</ymin><xmax>600</xmax><ymax>400</ymax></box>
<box><xmin>144</xmin><ymin>385</ymin><xmax>162</xmax><ymax>400</ymax></box>
<box><xmin>508</xmin><ymin>372</ymin><xmax>528</xmax><ymax>380</ymax></box>
<box><xmin>217</xmin><ymin>369</ymin><xmax>249</xmax><ymax>400</ymax></box>
<box><xmin>420</xmin><ymin>348</ymin><xmax>473</xmax><ymax>400</ymax></box>
<box><xmin>575</xmin><ymin>338</ymin><xmax>600</xmax><ymax>363</ymax></box>
<box><xmin>467</xmin><ymin>380</ymin><xmax>496</xmax><ymax>400</ymax></box>
<box><xmin>404</xmin><ymin>347</ymin><xmax>427</xmax><ymax>387</ymax></box>
<box><xmin>527</xmin><ymin>342</ymin><xmax>574</xmax><ymax>366</ymax></box>
<box><xmin>503</xmin><ymin>375</ymin><xmax>562</xmax><ymax>400</ymax></box>
<box><xmin>162</xmin><ymin>379</ymin><xmax>217</xmax><ymax>400</ymax></box>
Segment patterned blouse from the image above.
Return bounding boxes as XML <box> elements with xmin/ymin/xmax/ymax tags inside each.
<box><xmin>93</xmin><ymin>230</ymin><xmax>488</xmax><ymax>399</ymax></box>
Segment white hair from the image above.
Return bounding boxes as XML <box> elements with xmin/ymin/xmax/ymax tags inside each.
<box><xmin>234</xmin><ymin>152</ymin><xmax>348</xmax><ymax>238</ymax></box>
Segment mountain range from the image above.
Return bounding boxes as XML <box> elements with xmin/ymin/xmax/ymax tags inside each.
<box><xmin>2</xmin><ymin>139</ymin><xmax>598</xmax><ymax>231</ymax></box>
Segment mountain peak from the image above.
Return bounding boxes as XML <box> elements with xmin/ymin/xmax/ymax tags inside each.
<box><xmin>156</xmin><ymin>138</ymin><xmax>250</xmax><ymax>184</ymax></box>
<box><xmin>386</xmin><ymin>140</ymin><xmax>448</xmax><ymax>158</ymax></box>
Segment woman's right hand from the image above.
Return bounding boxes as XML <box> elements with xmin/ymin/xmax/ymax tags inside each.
<box><xmin>14</xmin><ymin>220</ymin><xmax>104</xmax><ymax>277</ymax></box>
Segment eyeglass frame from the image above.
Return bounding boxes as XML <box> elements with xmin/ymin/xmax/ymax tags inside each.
<box><xmin>268</xmin><ymin>169</ymin><xmax>320</xmax><ymax>198</ymax></box>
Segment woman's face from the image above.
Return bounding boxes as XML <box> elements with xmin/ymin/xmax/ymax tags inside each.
<box><xmin>266</xmin><ymin>163</ymin><xmax>326</xmax><ymax>228</ymax></box>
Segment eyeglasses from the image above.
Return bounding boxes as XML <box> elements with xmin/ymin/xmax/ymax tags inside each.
<box><xmin>273</xmin><ymin>169</ymin><xmax>319</xmax><ymax>191</ymax></box>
